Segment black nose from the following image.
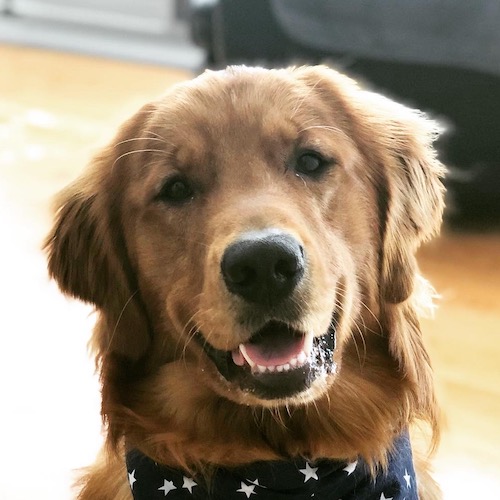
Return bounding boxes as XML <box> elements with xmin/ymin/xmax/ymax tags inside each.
<box><xmin>221</xmin><ymin>230</ymin><xmax>305</xmax><ymax>305</ymax></box>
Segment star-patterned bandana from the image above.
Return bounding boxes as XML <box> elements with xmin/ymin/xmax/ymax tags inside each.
<box><xmin>126</xmin><ymin>432</ymin><xmax>417</xmax><ymax>499</ymax></box>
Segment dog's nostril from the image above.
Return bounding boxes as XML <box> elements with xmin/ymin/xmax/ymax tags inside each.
<box><xmin>221</xmin><ymin>230</ymin><xmax>305</xmax><ymax>305</ymax></box>
<box><xmin>275</xmin><ymin>257</ymin><xmax>300</xmax><ymax>280</ymax></box>
<box><xmin>226</xmin><ymin>264</ymin><xmax>256</xmax><ymax>287</ymax></box>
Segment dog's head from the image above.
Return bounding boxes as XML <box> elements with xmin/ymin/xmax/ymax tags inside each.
<box><xmin>46</xmin><ymin>66</ymin><xmax>444</xmax><ymax>449</ymax></box>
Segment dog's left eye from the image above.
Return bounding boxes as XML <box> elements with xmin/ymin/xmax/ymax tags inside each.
<box><xmin>294</xmin><ymin>151</ymin><xmax>331</xmax><ymax>177</ymax></box>
<box><xmin>156</xmin><ymin>176</ymin><xmax>194</xmax><ymax>204</ymax></box>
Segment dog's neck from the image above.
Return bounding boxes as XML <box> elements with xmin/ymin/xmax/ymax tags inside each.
<box><xmin>126</xmin><ymin>432</ymin><xmax>417</xmax><ymax>499</ymax></box>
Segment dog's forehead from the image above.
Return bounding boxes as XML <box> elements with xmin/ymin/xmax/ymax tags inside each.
<box><xmin>150</xmin><ymin>68</ymin><xmax>350</xmax><ymax>169</ymax></box>
<box><xmin>159</xmin><ymin>68</ymin><xmax>327</xmax><ymax>138</ymax></box>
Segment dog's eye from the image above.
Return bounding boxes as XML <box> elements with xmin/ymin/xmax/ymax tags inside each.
<box><xmin>157</xmin><ymin>177</ymin><xmax>194</xmax><ymax>204</ymax></box>
<box><xmin>294</xmin><ymin>151</ymin><xmax>330</xmax><ymax>177</ymax></box>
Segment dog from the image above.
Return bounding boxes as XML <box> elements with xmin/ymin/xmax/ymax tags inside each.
<box><xmin>45</xmin><ymin>65</ymin><xmax>445</xmax><ymax>499</ymax></box>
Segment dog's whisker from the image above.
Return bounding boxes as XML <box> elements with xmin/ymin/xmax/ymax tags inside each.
<box><xmin>111</xmin><ymin>148</ymin><xmax>170</xmax><ymax>172</ymax></box>
<box><xmin>350</xmin><ymin>320</ymin><xmax>368</xmax><ymax>368</ymax></box>
<box><xmin>347</xmin><ymin>282</ymin><xmax>384</xmax><ymax>333</ymax></box>
<box><xmin>357</xmin><ymin>299</ymin><xmax>384</xmax><ymax>337</ymax></box>
<box><xmin>313</xmin><ymin>398</ymin><xmax>323</xmax><ymax>423</ymax></box>
<box><xmin>144</xmin><ymin>129</ymin><xmax>169</xmax><ymax>141</ymax></box>
<box><xmin>298</xmin><ymin>124</ymin><xmax>346</xmax><ymax>136</ymax></box>
<box><xmin>273</xmin><ymin>407</ymin><xmax>290</xmax><ymax>430</ymax></box>
<box><xmin>344</xmin><ymin>314</ymin><xmax>368</xmax><ymax>368</ymax></box>
<box><xmin>324</xmin><ymin>385</ymin><xmax>332</xmax><ymax>410</ymax></box>
<box><xmin>331</xmin><ymin>287</ymin><xmax>368</xmax><ymax>368</ymax></box>
<box><xmin>106</xmin><ymin>289</ymin><xmax>139</xmax><ymax>357</ymax></box>
<box><xmin>177</xmin><ymin>302</ymin><xmax>207</xmax><ymax>360</ymax></box>
<box><xmin>113</xmin><ymin>137</ymin><xmax>168</xmax><ymax>147</ymax></box>
<box><xmin>179</xmin><ymin>323</ymin><xmax>200</xmax><ymax>368</ymax></box>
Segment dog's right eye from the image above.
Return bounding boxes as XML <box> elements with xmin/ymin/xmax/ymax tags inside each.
<box><xmin>293</xmin><ymin>150</ymin><xmax>334</xmax><ymax>179</ymax></box>
<box><xmin>156</xmin><ymin>176</ymin><xmax>194</xmax><ymax>204</ymax></box>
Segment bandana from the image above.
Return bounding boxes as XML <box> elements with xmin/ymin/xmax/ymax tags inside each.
<box><xmin>126</xmin><ymin>432</ymin><xmax>417</xmax><ymax>499</ymax></box>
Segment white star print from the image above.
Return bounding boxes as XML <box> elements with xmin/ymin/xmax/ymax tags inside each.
<box><xmin>403</xmin><ymin>469</ymin><xmax>412</xmax><ymax>488</ymax></box>
<box><xmin>158</xmin><ymin>479</ymin><xmax>177</xmax><ymax>496</ymax></box>
<box><xmin>182</xmin><ymin>476</ymin><xmax>197</xmax><ymax>493</ymax></box>
<box><xmin>249</xmin><ymin>478</ymin><xmax>265</xmax><ymax>488</ymax></box>
<box><xmin>237</xmin><ymin>481</ymin><xmax>257</xmax><ymax>497</ymax></box>
<box><xmin>128</xmin><ymin>470</ymin><xmax>136</xmax><ymax>489</ymax></box>
<box><xmin>343</xmin><ymin>460</ymin><xmax>358</xmax><ymax>475</ymax></box>
<box><xmin>299</xmin><ymin>462</ymin><xmax>319</xmax><ymax>482</ymax></box>
<box><xmin>380</xmin><ymin>493</ymin><xmax>393</xmax><ymax>500</ymax></box>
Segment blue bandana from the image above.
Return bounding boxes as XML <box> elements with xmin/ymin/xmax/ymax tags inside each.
<box><xmin>126</xmin><ymin>432</ymin><xmax>417</xmax><ymax>499</ymax></box>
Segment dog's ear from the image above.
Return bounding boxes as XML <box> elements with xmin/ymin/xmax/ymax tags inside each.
<box><xmin>373</xmin><ymin>108</ymin><xmax>444</xmax><ymax>439</ymax></box>
<box><xmin>295</xmin><ymin>65</ymin><xmax>445</xmax><ymax>303</ymax></box>
<box><xmin>346</xmin><ymin>83</ymin><xmax>445</xmax><ymax>391</ymax></box>
<box><xmin>375</xmin><ymin>120</ymin><xmax>445</xmax><ymax>305</ymax></box>
<box><xmin>45</xmin><ymin>104</ymin><xmax>157</xmax><ymax>362</ymax></box>
<box><xmin>295</xmin><ymin>67</ymin><xmax>444</xmax><ymax>427</ymax></box>
<box><xmin>362</xmin><ymin>91</ymin><xmax>444</xmax><ymax>424</ymax></box>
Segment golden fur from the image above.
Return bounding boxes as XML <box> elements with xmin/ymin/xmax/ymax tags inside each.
<box><xmin>45</xmin><ymin>66</ymin><xmax>445</xmax><ymax>499</ymax></box>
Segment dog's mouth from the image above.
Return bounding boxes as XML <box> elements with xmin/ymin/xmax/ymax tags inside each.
<box><xmin>195</xmin><ymin>320</ymin><xmax>336</xmax><ymax>400</ymax></box>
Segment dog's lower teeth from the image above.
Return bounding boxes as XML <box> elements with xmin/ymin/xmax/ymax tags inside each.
<box><xmin>248</xmin><ymin>351</ymin><xmax>310</xmax><ymax>374</ymax></box>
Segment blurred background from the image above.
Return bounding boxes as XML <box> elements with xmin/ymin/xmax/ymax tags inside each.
<box><xmin>0</xmin><ymin>1</ymin><xmax>499</xmax><ymax>498</ymax></box>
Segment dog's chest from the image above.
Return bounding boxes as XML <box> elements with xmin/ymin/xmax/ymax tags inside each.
<box><xmin>126</xmin><ymin>433</ymin><xmax>417</xmax><ymax>499</ymax></box>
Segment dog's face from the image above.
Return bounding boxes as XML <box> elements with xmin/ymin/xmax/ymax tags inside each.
<box><xmin>127</xmin><ymin>68</ymin><xmax>381</xmax><ymax>405</ymax></box>
<box><xmin>46</xmin><ymin>66</ymin><xmax>444</xmax><ymax>425</ymax></box>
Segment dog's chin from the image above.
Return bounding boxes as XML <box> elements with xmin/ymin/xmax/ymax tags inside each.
<box><xmin>195</xmin><ymin>320</ymin><xmax>337</xmax><ymax>404</ymax></box>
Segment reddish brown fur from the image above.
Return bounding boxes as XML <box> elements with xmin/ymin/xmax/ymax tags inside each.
<box><xmin>45</xmin><ymin>66</ymin><xmax>445</xmax><ymax>499</ymax></box>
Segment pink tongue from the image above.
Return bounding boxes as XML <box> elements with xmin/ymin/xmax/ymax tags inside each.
<box><xmin>232</xmin><ymin>349</ymin><xmax>245</xmax><ymax>366</ymax></box>
<box><xmin>243</xmin><ymin>335</ymin><xmax>305</xmax><ymax>367</ymax></box>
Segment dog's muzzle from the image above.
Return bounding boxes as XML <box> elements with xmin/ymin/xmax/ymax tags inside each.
<box><xmin>194</xmin><ymin>229</ymin><xmax>337</xmax><ymax>401</ymax></box>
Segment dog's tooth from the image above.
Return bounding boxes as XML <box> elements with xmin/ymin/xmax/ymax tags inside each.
<box><xmin>289</xmin><ymin>357</ymin><xmax>298</xmax><ymax>367</ymax></box>
<box><xmin>267</xmin><ymin>365</ymin><xmax>276</xmax><ymax>372</ymax></box>
<box><xmin>239</xmin><ymin>344</ymin><xmax>255</xmax><ymax>367</ymax></box>
<box><xmin>282</xmin><ymin>363</ymin><xmax>290</xmax><ymax>372</ymax></box>
<box><xmin>297</xmin><ymin>351</ymin><xmax>307</xmax><ymax>364</ymax></box>
<box><xmin>276</xmin><ymin>365</ymin><xmax>284</xmax><ymax>372</ymax></box>
<box><xmin>304</xmin><ymin>332</ymin><xmax>314</xmax><ymax>355</ymax></box>
<box><xmin>257</xmin><ymin>365</ymin><xmax>267</xmax><ymax>373</ymax></box>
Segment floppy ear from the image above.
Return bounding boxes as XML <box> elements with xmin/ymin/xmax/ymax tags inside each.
<box><xmin>44</xmin><ymin>106</ymin><xmax>156</xmax><ymax>362</ymax></box>
<box><xmin>350</xmin><ymin>87</ymin><xmax>445</xmax><ymax>393</ymax></box>
<box><xmin>374</xmin><ymin>108</ymin><xmax>444</xmax><ymax>437</ymax></box>
<box><xmin>294</xmin><ymin>65</ymin><xmax>445</xmax><ymax>303</ymax></box>
<box><xmin>295</xmin><ymin>66</ymin><xmax>445</xmax><ymax>424</ymax></box>
<box><xmin>363</xmin><ymin>92</ymin><xmax>444</xmax><ymax>427</ymax></box>
<box><xmin>375</xmin><ymin>115</ymin><xmax>445</xmax><ymax>305</ymax></box>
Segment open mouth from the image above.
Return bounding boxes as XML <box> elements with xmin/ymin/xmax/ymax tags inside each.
<box><xmin>195</xmin><ymin>320</ymin><xmax>336</xmax><ymax>400</ymax></box>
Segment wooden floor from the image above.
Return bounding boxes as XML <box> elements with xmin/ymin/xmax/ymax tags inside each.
<box><xmin>1</xmin><ymin>45</ymin><xmax>499</xmax><ymax>499</ymax></box>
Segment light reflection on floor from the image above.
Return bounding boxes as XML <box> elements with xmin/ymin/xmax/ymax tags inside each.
<box><xmin>0</xmin><ymin>191</ymin><xmax>101</xmax><ymax>499</ymax></box>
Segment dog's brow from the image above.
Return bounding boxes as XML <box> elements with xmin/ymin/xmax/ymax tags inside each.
<box><xmin>113</xmin><ymin>137</ymin><xmax>168</xmax><ymax>148</ymax></box>
<box><xmin>298</xmin><ymin>125</ymin><xmax>350</xmax><ymax>141</ymax></box>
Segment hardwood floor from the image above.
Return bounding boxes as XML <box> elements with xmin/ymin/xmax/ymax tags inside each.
<box><xmin>1</xmin><ymin>45</ymin><xmax>498</xmax><ymax>499</ymax></box>
<box><xmin>418</xmin><ymin>234</ymin><xmax>500</xmax><ymax>497</ymax></box>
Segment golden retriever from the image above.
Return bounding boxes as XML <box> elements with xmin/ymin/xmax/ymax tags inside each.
<box><xmin>45</xmin><ymin>65</ymin><xmax>445</xmax><ymax>499</ymax></box>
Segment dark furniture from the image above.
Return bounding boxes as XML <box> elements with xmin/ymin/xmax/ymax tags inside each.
<box><xmin>190</xmin><ymin>0</ymin><xmax>500</xmax><ymax>228</ymax></box>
